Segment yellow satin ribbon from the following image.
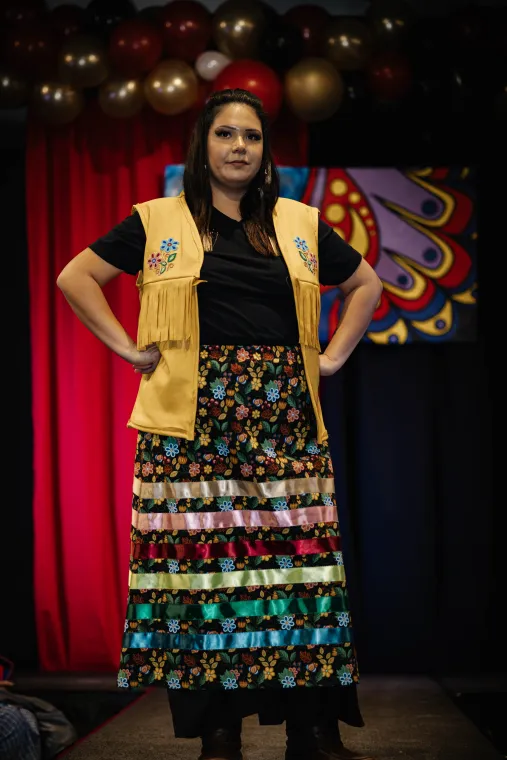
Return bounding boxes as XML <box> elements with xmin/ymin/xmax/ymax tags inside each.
<box><xmin>129</xmin><ymin>564</ymin><xmax>345</xmax><ymax>591</ymax></box>
<box><xmin>133</xmin><ymin>476</ymin><xmax>335</xmax><ymax>501</ymax></box>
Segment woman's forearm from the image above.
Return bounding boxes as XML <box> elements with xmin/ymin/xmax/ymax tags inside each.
<box><xmin>57</xmin><ymin>272</ymin><xmax>136</xmax><ymax>361</ymax></box>
<box><xmin>324</xmin><ymin>281</ymin><xmax>382</xmax><ymax>365</ymax></box>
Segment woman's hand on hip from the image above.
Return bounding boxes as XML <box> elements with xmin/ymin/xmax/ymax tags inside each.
<box><xmin>128</xmin><ymin>344</ymin><xmax>162</xmax><ymax>374</ymax></box>
<box><xmin>319</xmin><ymin>352</ymin><xmax>343</xmax><ymax>377</ymax></box>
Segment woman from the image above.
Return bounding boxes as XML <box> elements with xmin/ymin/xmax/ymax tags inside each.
<box><xmin>57</xmin><ymin>89</ymin><xmax>382</xmax><ymax>760</ymax></box>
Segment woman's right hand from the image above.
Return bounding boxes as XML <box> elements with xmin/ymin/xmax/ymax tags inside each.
<box><xmin>127</xmin><ymin>344</ymin><xmax>161</xmax><ymax>374</ymax></box>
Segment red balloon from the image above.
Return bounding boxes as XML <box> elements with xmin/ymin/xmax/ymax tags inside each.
<box><xmin>159</xmin><ymin>0</ymin><xmax>212</xmax><ymax>63</ymax></box>
<box><xmin>213</xmin><ymin>59</ymin><xmax>283</xmax><ymax>121</ymax></box>
<box><xmin>49</xmin><ymin>5</ymin><xmax>85</xmax><ymax>42</ymax></box>
<box><xmin>283</xmin><ymin>4</ymin><xmax>329</xmax><ymax>56</ymax></box>
<box><xmin>5</xmin><ymin>22</ymin><xmax>57</xmax><ymax>79</ymax></box>
<box><xmin>367</xmin><ymin>51</ymin><xmax>412</xmax><ymax>101</ymax></box>
<box><xmin>109</xmin><ymin>19</ymin><xmax>163</xmax><ymax>77</ymax></box>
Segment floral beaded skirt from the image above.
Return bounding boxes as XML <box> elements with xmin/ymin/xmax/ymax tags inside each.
<box><xmin>119</xmin><ymin>345</ymin><xmax>360</xmax><ymax>696</ymax></box>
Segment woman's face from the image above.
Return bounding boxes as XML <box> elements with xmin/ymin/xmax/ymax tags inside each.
<box><xmin>207</xmin><ymin>103</ymin><xmax>264</xmax><ymax>190</ymax></box>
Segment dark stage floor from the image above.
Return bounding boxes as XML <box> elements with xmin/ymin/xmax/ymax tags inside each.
<box><xmin>6</xmin><ymin>674</ymin><xmax>505</xmax><ymax>760</ymax></box>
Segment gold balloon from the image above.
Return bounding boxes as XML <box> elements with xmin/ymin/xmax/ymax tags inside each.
<box><xmin>0</xmin><ymin>70</ymin><xmax>28</xmax><ymax>109</ymax></box>
<box><xmin>325</xmin><ymin>18</ymin><xmax>373</xmax><ymax>71</ymax></box>
<box><xmin>365</xmin><ymin>0</ymin><xmax>414</xmax><ymax>46</ymax></box>
<box><xmin>144</xmin><ymin>59</ymin><xmax>198</xmax><ymax>116</ymax></box>
<box><xmin>31</xmin><ymin>82</ymin><xmax>84</xmax><ymax>126</ymax></box>
<box><xmin>99</xmin><ymin>78</ymin><xmax>145</xmax><ymax>119</ymax></box>
<box><xmin>58</xmin><ymin>35</ymin><xmax>109</xmax><ymax>89</ymax></box>
<box><xmin>212</xmin><ymin>0</ymin><xmax>266</xmax><ymax>59</ymax></box>
<box><xmin>285</xmin><ymin>58</ymin><xmax>344</xmax><ymax>122</ymax></box>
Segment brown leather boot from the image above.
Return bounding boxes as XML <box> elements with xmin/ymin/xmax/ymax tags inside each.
<box><xmin>198</xmin><ymin>727</ymin><xmax>243</xmax><ymax>760</ymax></box>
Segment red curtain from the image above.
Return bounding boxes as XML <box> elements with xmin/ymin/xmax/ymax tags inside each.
<box><xmin>27</xmin><ymin>102</ymin><xmax>308</xmax><ymax>672</ymax></box>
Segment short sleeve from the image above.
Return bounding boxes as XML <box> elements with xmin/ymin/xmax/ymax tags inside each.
<box><xmin>318</xmin><ymin>218</ymin><xmax>362</xmax><ymax>286</ymax></box>
<box><xmin>88</xmin><ymin>211</ymin><xmax>146</xmax><ymax>276</ymax></box>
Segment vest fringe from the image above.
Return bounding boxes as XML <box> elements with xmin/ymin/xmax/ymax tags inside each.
<box><xmin>136</xmin><ymin>277</ymin><xmax>197</xmax><ymax>350</ymax></box>
<box><xmin>297</xmin><ymin>280</ymin><xmax>321</xmax><ymax>351</ymax></box>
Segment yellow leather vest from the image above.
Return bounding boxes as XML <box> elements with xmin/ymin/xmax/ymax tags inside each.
<box><xmin>127</xmin><ymin>193</ymin><xmax>328</xmax><ymax>444</ymax></box>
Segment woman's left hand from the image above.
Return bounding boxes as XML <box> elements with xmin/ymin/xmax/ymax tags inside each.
<box><xmin>319</xmin><ymin>353</ymin><xmax>343</xmax><ymax>376</ymax></box>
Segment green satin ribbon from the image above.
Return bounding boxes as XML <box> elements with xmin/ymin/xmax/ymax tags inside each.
<box><xmin>129</xmin><ymin>565</ymin><xmax>345</xmax><ymax>590</ymax></box>
<box><xmin>127</xmin><ymin>592</ymin><xmax>348</xmax><ymax>621</ymax></box>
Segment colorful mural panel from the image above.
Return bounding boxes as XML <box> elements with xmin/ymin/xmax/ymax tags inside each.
<box><xmin>164</xmin><ymin>166</ymin><xmax>477</xmax><ymax>343</ymax></box>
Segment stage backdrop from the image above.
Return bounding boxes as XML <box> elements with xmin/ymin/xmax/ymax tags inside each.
<box><xmin>165</xmin><ymin>165</ymin><xmax>477</xmax><ymax>343</ymax></box>
<box><xmin>27</xmin><ymin>106</ymin><xmax>308</xmax><ymax>673</ymax></box>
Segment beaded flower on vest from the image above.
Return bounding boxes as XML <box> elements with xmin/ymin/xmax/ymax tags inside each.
<box><xmin>148</xmin><ymin>237</ymin><xmax>180</xmax><ymax>275</ymax></box>
<box><xmin>294</xmin><ymin>237</ymin><xmax>317</xmax><ymax>276</ymax></box>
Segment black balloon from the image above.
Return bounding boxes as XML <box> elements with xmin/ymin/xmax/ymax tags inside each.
<box><xmin>3</xmin><ymin>1</ymin><xmax>46</xmax><ymax>25</ymax></box>
<box><xmin>403</xmin><ymin>17</ymin><xmax>450</xmax><ymax>69</ymax></box>
<box><xmin>339</xmin><ymin>71</ymin><xmax>372</xmax><ymax>115</ymax></box>
<box><xmin>259</xmin><ymin>20</ymin><xmax>304</xmax><ymax>71</ymax></box>
<box><xmin>85</xmin><ymin>0</ymin><xmax>136</xmax><ymax>39</ymax></box>
<box><xmin>410</xmin><ymin>63</ymin><xmax>480</xmax><ymax>117</ymax></box>
<box><xmin>495</xmin><ymin>85</ymin><xmax>507</xmax><ymax>119</ymax></box>
<box><xmin>447</xmin><ymin>5</ymin><xmax>491</xmax><ymax>55</ymax></box>
<box><xmin>136</xmin><ymin>5</ymin><xmax>163</xmax><ymax>24</ymax></box>
<box><xmin>258</xmin><ymin>1</ymin><xmax>279</xmax><ymax>26</ymax></box>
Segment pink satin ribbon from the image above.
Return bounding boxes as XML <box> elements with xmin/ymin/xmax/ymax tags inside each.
<box><xmin>131</xmin><ymin>505</ymin><xmax>338</xmax><ymax>531</ymax></box>
<box><xmin>131</xmin><ymin>534</ymin><xmax>341</xmax><ymax>559</ymax></box>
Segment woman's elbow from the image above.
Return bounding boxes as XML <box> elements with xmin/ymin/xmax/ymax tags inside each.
<box><xmin>56</xmin><ymin>267</ymin><xmax>71</xmax><ymax>291</ymax></box>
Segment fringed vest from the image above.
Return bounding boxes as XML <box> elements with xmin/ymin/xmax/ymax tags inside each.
<box><xmin>128</xmin><ymin>193</ymin><xmax>328</xmax><ymax>444</ymax></box>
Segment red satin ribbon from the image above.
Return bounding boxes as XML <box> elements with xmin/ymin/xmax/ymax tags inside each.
<box><xmin>131</xmin><ymin>535</ymin><xmax>341</xmax><ymax>560</ymax></box>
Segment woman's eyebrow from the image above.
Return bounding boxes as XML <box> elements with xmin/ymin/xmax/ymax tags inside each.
<box><xmin>215</xmin><ymin>125</ymin><xmax>262</xmax><ymax>133</ymax></box>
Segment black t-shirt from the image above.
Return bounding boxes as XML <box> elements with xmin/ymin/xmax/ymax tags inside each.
<box><xmin>89</xmin><ymin>206</ymin><xmax>362</xmax><ymax>344</ymax></box>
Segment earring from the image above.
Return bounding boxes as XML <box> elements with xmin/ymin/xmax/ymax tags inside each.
<box><xmin>204</xmin><ymin>163</ymin><xmax>207</xmax><ymax>170</ymax></box>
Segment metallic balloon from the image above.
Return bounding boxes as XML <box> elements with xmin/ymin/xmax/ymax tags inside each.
<box><xmin>212</xmin><ymin>0</ymin><xmax>267</xmax><ymax>59</ymax></box>
<box><xmin>108</xmin><ymin>19</ymin><xmax>163</xmax><ymax>77</ymax></box>
<box><xmin>195</xmin><ymin>50</ymin><xmax>231</xmax><ymax>81</ymax></box>
<box><xmin>285</xmin><ymin>57</ymin><xmax>344</xmax><ymax>122</ymax></box>
<box><xmin>31</xmin><ymin>81</ymin><xmax>85</xmax><ymax>125</ymax></box>
<box><xmin>365</xmin><ymin>0</ymin><xmax>415</xmax><ymax>47</ymax></box>
<box><xmin>213</xmin><ymin>59</ymin><xmax>283</xmax><ymax>121</ymax></box>
<box><xmin>367</xmin><ymin>50</ymin><xmax>412</xmax><ymax>101</ymax></box>
<box><xmin>144</xmin><ymin>59</ymin><xmax>198</xmax><ymax>115</ymax></box>
<box><xmin>325</xmin><ymin>17</ymin><xmax>373</xmax><ymax>71</ymax></box>
<box><xmin>0</xmin><ymin>69</ymin><xmax>29</xmax><ymax>109</ymax></box>
<box><xmin>159</xmin><ymin>1</ymin><xmax>212</xmax><ymax>63</ymax></box>
<box><xmin>259</xmin><ymin>19</ymin><xmax>304</xmax><ymax>72</ymax></box>
<box><xmin>59</xmin><ymin>34</ymin><xmax>109</xmax><ymax>88</ymax></box>
<box><xmin>98</xmin><ymin>77</ymin><xmax>145</xmax><ymax>118</ymax></box>
<box><xmin>283</xmin><ymin>4</ymin><xmax>329</xmax><ymax>56</ymax></box>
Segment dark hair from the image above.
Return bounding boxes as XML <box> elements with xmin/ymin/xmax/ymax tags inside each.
<box><xmin>183</xmin><ymin>88</ymin><xmax>280</xmax><ymax>257</ymax></box>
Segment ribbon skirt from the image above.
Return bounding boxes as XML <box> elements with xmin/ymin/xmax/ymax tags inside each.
<box><xmin>119</xmin><ymin>345</ymin><xmax>360</xmax><ymax>692</ymax></box>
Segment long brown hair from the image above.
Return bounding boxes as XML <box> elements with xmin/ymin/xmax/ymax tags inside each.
<box><xmin>183</xmin><ymin>88</ymin><xmax>280</xmax><ymax>257</ymax></box>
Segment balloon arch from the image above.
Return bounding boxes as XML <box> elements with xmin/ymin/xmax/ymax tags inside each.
<box><xmin>0</xmin><ymin>0</ymin><xmax>505</xmax><ymax>125</ymax></box>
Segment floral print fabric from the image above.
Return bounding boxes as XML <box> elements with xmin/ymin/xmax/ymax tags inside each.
<box><xmin>119</xmin><ymin>345</ymin><xmax>359</xmax><ymax>692</ymax></box>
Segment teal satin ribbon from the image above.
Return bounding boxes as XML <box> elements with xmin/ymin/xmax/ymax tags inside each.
<box><xmin>126</xmin><ymin>593</ymin><xmax>348</xmax><ymax>621</ymax></box>
<box><xmin>123</xmin><ymin>626</ymin><xmax>353</xmax><ymax>651</ymax></box>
